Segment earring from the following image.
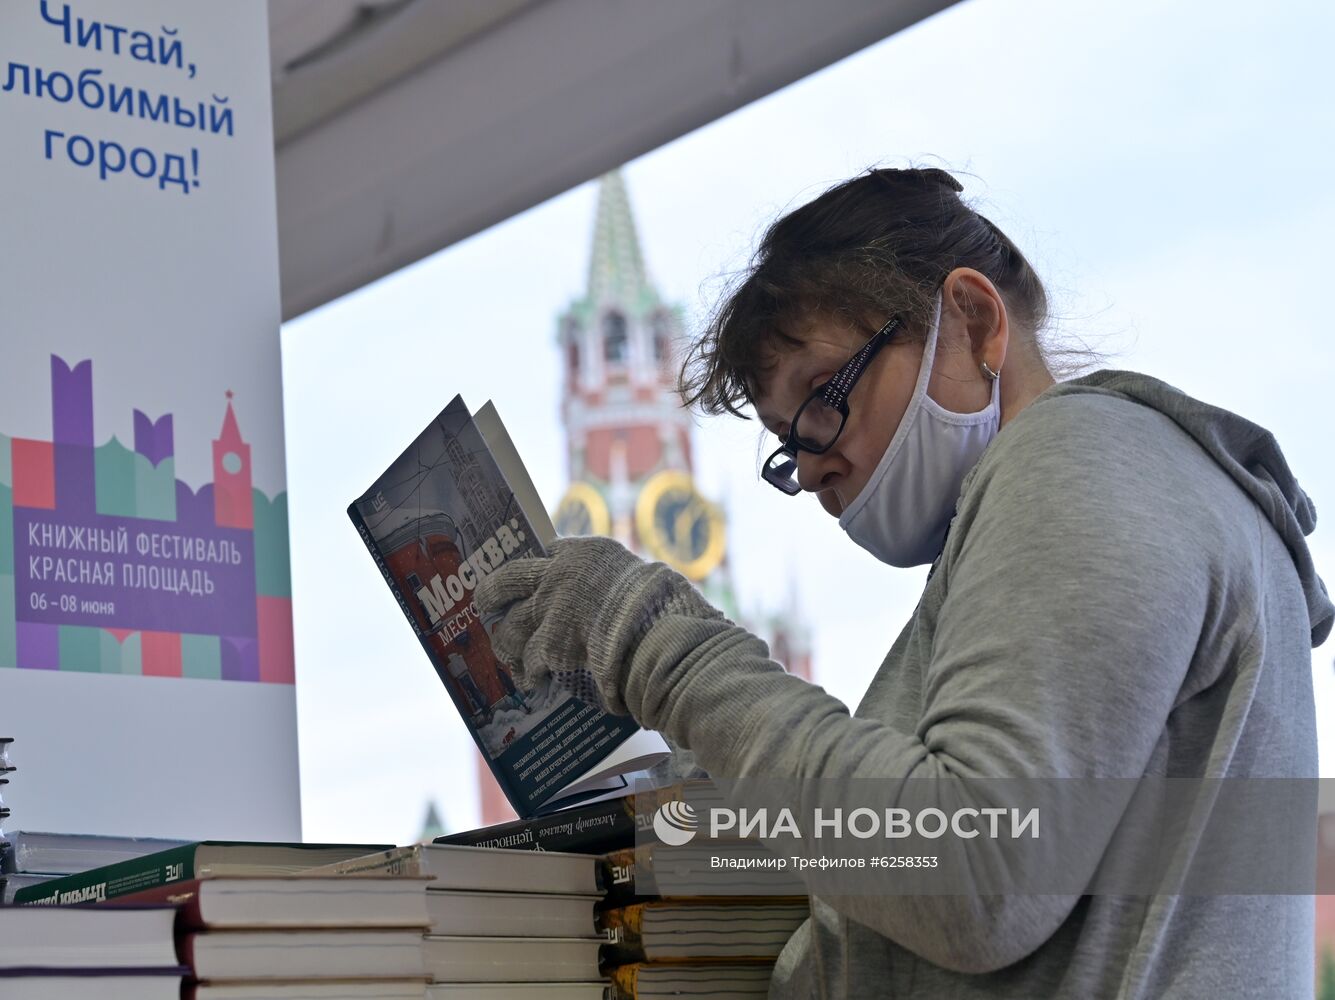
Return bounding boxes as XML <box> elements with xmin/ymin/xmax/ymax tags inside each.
<box><xmin>980</xmin><ymin>360</ymin><xmax>1001</xmax><ymax>381</ymax></box>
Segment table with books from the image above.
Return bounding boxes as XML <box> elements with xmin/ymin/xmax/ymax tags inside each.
<box><xmin>1</xmin><ymin>783</ymin><xmax>807</xmax><ymax>999</ymax></box>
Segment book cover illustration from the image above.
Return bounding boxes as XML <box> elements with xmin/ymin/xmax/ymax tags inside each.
<box><xmin>349</xmin><ymin>396</ymin><xmax>645</xmax><ymax>817</ymax></box>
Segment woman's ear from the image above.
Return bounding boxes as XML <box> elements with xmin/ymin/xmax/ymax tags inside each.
<box><xmin>941</xmin><ymin>267</ymin><xmax>1009</xmax><ymax>371</ymax></box>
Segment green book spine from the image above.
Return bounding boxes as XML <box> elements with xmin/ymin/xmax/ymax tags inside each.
<box><xmin>13</xmin><ymin>844</ymin><xmax>201</xmax><ymax>905</ymax></box>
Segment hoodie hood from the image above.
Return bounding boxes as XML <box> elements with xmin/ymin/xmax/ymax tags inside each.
<box><xmin>1041</xmin><ymin>370</ymin><xmax>1332</xmax><ymax>647</ymax></box>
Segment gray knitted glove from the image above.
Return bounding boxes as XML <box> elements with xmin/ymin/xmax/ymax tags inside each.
<box><xmin>473</xmin><ymin>536</ymin><xmax>726</xmax><ymax>715</ymax></box>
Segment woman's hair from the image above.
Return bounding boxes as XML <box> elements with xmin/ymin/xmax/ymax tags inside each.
<box><xmin>678</xmin><ymin>166</ymin><xmax>1050</xmax><ymax>418</ymax></box>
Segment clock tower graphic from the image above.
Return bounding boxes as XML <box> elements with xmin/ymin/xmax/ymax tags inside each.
<box><xmin>475</xmin><ymin>170</ymin><xmax>814</xmax><ymax>826</ymax></box>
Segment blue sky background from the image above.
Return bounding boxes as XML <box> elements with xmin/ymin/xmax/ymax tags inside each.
<box><xmin>283</xmin><ymin>0</ymin><xmax>1335</xmax><ymax>843</ymax></box>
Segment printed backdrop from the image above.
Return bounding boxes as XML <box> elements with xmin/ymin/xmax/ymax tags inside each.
<box><xmin>0</xmin><ymin>0</ymin><xmax>300</xmax><ymax>838</ymax></box>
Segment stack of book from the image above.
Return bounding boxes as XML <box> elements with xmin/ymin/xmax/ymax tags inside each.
<box><xmin>438</xmin><ymin>783</ymin><xmax>811</xmax><ymax>999</ymax></box>
<box><xmin>10</xmin><ymin>839</ymin><xmax>437</xmax><ymax>997</ymax></box>
<box><xmin>2</xmin><ymin>830</ymin><xmax>189</xmax><ymax>905</ymax></box>
<box><xmin>597</xmin><ymin>841</ymin><xmax>808</xmax><ymax>1000</ymax></box>
<box><xmin>0</xmin><ymin>902</ymin><xmax>185</xmax><ymax>998</ymax></box>
<box><xmin>116</xmin><ymin>873</ymin><xmax>433</xmax><ymax>998</ymax></box>
<box><xmin>319</xmin><ymin>843</ymin><xmax>610</xmax><ymax>999</ymax></box>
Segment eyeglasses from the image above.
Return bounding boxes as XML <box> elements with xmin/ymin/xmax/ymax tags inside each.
<box><xmin>761</xmin><ymin>315</ymin><xmax>902</xmax><ymax>495</ymax></box>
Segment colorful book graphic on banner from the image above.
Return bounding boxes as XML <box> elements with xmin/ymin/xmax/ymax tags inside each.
<box><xmin>348</xmin><ymin>397</ymin><xmax>668</xmax><ymax>818</ymax></box>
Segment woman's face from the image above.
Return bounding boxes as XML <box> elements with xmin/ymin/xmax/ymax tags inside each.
<box><xmin>751</xmin><ymin>270</ymin><xmax>1001</xmax><ymax>518</ymax></box>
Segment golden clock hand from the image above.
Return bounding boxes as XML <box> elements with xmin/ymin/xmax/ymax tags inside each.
<box><xmin>673</xmin><ymin>501</ymin><xmax>700</xmax><ymax>560</ymax></box>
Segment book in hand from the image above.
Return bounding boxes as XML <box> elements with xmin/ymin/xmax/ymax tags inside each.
<box><xmin>348</xmin><ymin>396</ymin><xmax>668</xmax><ymax>817</ymax></box>
<box><xmin>105</xmin><ymin>876</ymin><xmax>433</xmax><ymax>929</ymax></box>
<box><xmin>597</xmin><ymin>900</ymin><xmax>810</xmax><ymax>965</ymax></box>
<box><xmin>12</xmin><ymin>840</ymin><xmax>392</xmax><ymax>905</ymax></box>
<box><xmin>308</xmin><ymin>843</ymin><xmax>600</xmax><ymax>896</ymax></box>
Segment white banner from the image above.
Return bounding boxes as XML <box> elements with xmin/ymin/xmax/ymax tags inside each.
<box><xmin>0</xmin><ymin>0</ymin><xmax>299</xmax><ymax>840</ymax></box>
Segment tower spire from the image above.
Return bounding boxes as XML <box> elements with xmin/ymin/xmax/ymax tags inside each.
<box><xmin>586</xmin><ymin>169</ymin><xmax>655</xmax><ymax>311</ymax></box>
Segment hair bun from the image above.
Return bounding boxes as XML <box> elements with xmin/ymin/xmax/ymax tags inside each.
<box><xmin>916</xmin><ymin>167</ymin><xmax>964</xmax><ymax>193</ymax></box>
<box><xmin>869</xmin><ymin>166</ymin><xmax>964</xmax><ymax>194</ymax></box>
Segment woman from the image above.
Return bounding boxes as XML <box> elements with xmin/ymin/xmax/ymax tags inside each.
<box><xmin>474</xmin><ymin>167</ymin><xmax>1332</xmax><ymax>997</ymax></box>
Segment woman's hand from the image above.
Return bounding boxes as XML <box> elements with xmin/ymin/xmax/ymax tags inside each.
<box><xmin>474</xmin><ymin>536</ymin><xmax>726</xmax><ymax>714</ymax></box>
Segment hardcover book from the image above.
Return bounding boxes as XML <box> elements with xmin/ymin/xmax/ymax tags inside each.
<box><xmin>433</xmin><ymin>780</ymin><xmax>721</xmax><ymax>857</ymax></box>
<box><xmin>12</xmin><ymin>841</ymin><xmax>392</xmax><ymax>906</ymax></box>
<box><xmin>0</xmin><ymin>903</ymin><xmax>182</xmax><ymax>969</ymax></box>
<box><xmin>179</xmin><ymin>929</ymin><xmax>427</xmax><ymax>981</ymax></box>
<box><xmin>308</xmin><ymin>843</ymin><xmax>600</xmax><ymax>896</ymax></box>
<box><xmin>105</xmin><ymin>876</ymin><xmax>434</xmax><ymax>929</ymax></box>
<box><xmin>2</xmin><ymin>830</ymin><xmax>190</xmax><ymax>875</ymax></box>
<box><xmin>433</xmin><ymin>790</ymin><xmax>639</xmax><ymax>855</ymax></box>
<box><xmin>348</xmin><ymin>396</ymin><xmax>668</xmax><ymax>817</ymax></box>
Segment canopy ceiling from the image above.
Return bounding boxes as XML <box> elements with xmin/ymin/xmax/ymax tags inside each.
<box><xmin>269</xmin><ymin>0</ymin><xmax>958</xmax><ymax>320</ymax></box>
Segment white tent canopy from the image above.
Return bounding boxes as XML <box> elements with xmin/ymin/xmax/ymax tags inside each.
<box><xmin>270</xmin><ymin>0</ymin><xmax>956</xmax><ymax>320</ymax></box>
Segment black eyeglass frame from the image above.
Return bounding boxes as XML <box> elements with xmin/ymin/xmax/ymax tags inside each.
<box><xmin>761</xmin><ymin>314</ymin><xmax>903</xmax><ymax>495</ymax></box>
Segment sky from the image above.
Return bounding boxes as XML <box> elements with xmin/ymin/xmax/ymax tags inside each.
<box><xmin>282</xmin><ymin>0</ymin><xmax>1335</xmax><ymax>845</ymax></box>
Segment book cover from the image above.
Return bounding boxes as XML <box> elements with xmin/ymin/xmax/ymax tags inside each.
<box><xmin>348</xmin><ymin>395</ymin><xmax>664</xmax><ymax>818</ymax></box>
<box><xmin>434</xmin><ymin>791</ymin><xmax>638</xmax><ymax>855</ymax></box>
<box><xmin>12</xmin><ymin>841</ymin><xmax>391</xmax><ymax>906</ymax></box>
<box><xmin>435</xmin><ymin>780</ymin><xmax>719</xmax><ymax>856</ymax></box>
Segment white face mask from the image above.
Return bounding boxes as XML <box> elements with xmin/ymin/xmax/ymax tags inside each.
<box><xmin>837</xmin><ymin>294</ymin><xmax>1001</xmax><ymax>567</ymax></box>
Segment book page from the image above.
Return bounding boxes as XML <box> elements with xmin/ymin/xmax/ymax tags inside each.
<box><xmin>472</xmin><ymin>402</ymin><xmax>556</xmax><ymax>547</ymax></box>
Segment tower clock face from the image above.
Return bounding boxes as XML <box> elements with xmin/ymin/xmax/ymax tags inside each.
<box><xmin>635</xmin><ymin>470</ymin><xmax>725</xmax><ymax>581</ymax></box>
<box><xmin>553</xmin><ymin>482</ymin><xmax>611</xmax><ymax>538</ymax></box>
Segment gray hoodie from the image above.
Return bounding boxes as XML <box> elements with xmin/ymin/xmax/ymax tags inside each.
<box><xmin>625</xmin><ymin>370</ymin><xmax>1333</xmax><ymax>999</ymax></box>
